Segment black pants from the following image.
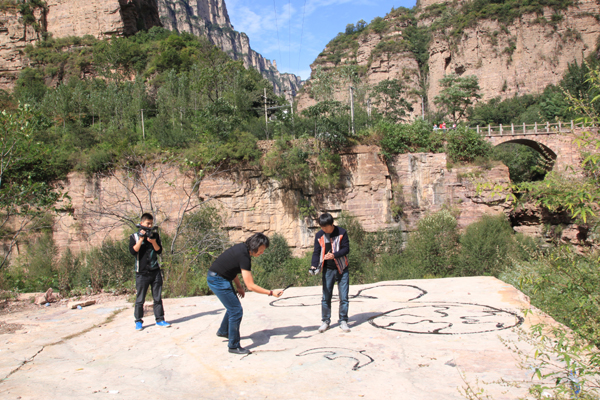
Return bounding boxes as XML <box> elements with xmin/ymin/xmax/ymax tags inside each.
<box><xmin>135</xmin><ymin>269</ymin><xmax>164</xmax><ymax>323</ymax></box>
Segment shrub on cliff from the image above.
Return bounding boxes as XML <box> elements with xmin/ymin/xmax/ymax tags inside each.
<box><xmin>445</xmin><ymin>126</ymin><xmax>492</xmax><ymax>162</ymax></box>
<box><xmin>378</xmin><ymin>118</ymin><xmax>445</xmax><ymax>156</ymax></box>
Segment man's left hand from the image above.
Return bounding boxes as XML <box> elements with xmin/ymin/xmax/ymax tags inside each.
<box><xmin>236</xmin><ymin>286</ymin><xmax>245</xmax><ymax>299</ymax></box>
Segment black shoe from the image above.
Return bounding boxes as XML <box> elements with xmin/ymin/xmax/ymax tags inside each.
<box><xmin>216</xmin><ymin>332</ymin><xmax>228</xmax><ymax>338</ymax></box>
<box><xmin>228</xmin><ymin>347</ymin><xmax>251</xmax><ymax>355</ymax></box>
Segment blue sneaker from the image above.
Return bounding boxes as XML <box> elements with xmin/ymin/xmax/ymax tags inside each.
<box><xmin>135</xmin><ymin>321</ymin><xmax>143</xmax><ymax>331</ymax></box>
<box><xmin>156</xmin><ymin>320</ymin><xmax>171</xmax><ymax>328</ymax></box>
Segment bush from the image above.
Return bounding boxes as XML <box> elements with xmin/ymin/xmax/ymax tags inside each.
<box><xmin>254</xmin><ymin>234</ymin><xmax>292</xmax><ymax>275</ymax></box>
<box><xmin>378</xmin><ymin>118</ymin><xmax>445</xmax><ymax>156</ymax></box>
<box><xmin>7</xmin><ymin>233</ymin><xmax>57</xmax><ymax>292</ymax></box>
<box><xmin>83</xmin><ymin>238</ymin><xmax>133</xmax><ymax>291</ymax></box>
<box><xmin>401</xmin><ymin>210</ymin><xmax>460</xmax><ymax>277</ymax></box>
<box><xmin>457</xmin><ymin>214</ymin><xmax>515</xmax><ymax>276</ymax></box>
<box><xmin>161</xmin><ymin>206</ymin><xmax>229</xmax><ymax>297</ymax></box>
<box><xmin>501</xmin><ymin>246</ymin><xmax>600</xmax><ymax>346</ymax></box>
<box><xmin>445</xmin><ymin>126</ymin><xmax>492</xmax><ymax>162</ymax></box>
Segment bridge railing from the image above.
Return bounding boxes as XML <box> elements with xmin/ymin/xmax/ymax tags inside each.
<box><xmin>470</xmin><ymin>121</ymin><xmax>585</xmax><ymax>136</ymax></box>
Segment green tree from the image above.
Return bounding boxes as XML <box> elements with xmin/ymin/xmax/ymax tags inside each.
<box><xmin>434</xmin><ymin>74</ymin><xmax>481</xmax><ymax>123</ymax></box>
<box><xmin>445</xmin><ymin>126</ymin><xmax>491</xmax><ymax>162</ymax></box>
<box><xmin>0</xmin><ymin>105</ymin><xmax>64</xmax><ymax>270</ymax></box>
<box><xmin>372</xmin><ymin>79</ymin><xmax>413</xmax><ymax>123</ymax></box>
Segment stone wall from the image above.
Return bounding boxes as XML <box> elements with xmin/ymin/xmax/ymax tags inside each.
<box><xmin>53</xmin><ymin>145</ymin><xmax>511</xmax><ymax>256</ymax></box>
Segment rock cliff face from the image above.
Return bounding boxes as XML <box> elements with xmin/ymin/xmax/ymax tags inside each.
<box><xmin>156</xmin><ymin>0</ymin><xmax>302</xmax><ymax>99</ymax></box>
<box><xmin>427</xmin><ymin>0</ymin><xmax>600</xmax><ymax>107</ymax></box>
<box><xmin>45</xmin><ymin>0</ymin><xmax>162</xmax><ymax>39</ymax></box>
<box><xmin>53</xmin><ymin>145</ymin><xmax>511</xmax><ymax>256</ymax></box>
<box><xmin>297</xmin><ymin>0</ymin><xmax>600</xmax><ymax>114</ymax></box>
<box><xmin>0</xmin><ymin>0</ymin><xmax>163</xmax><ymax>90</ymax></box>
<box><xmin>0</xmin><ymin>10</ymin><xmax>38</xmax><ymax>90</ymax></box>
<box><xmin>0</xmin><ymin>0</ymin><xmax>300</xmax><ymax>97</ymax></box>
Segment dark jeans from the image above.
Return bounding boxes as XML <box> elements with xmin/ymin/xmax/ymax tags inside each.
<box><xmin>134</xmin><ymin>269</ymin><xmax>165</xmax><ymax>323</ymax></box>
<box><xmin>207</xmin><ymin>274</ymin><xmax>243</xmax><ymax>349</ymax></box>
<box><xmin>322</xmin><ymin>267</ymin><xmax>349</xmax><ymax>324</ymax></box>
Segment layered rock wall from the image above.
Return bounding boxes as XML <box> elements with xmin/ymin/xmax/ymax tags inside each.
<box><xmin>297</xmin><ymin>0</ymin><xmax>600</xmax><ymax>115</ymax></box>
<box><xmin>0</xmin><ymin>0</ymin><xmax>300</xmax><ymax>97</ymax></box>
<box><xmin>53</xmin><ymin>145</ymin><xmax>511</xmax><ymax>256</ymax></box>
<box><xmin>157</xmin><ymin>0</ymin><xmax>302</xmax><ymax>99</ymax></box>
<box><xmin>45</xmin><ymin>0</ymin><xmax>162</xmax><ymax>39</ymax></box>
<box><xmin>0</xmin><ymin>10</ymin><xmax>38</xmax><ymax>90</ymax></box>
<box><xmin>427</xmin><ymin>0</ymin><xmax>600</xmax><ymax>107</ymax></box>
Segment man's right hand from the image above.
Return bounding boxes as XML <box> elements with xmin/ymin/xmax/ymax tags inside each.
<box><xmin>309</xmin><ymin>267</ymin><xmax>318</xmax><ymax>276</ymax></box>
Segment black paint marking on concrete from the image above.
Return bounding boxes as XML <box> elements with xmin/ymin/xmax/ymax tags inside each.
<box><xmin>296</xmin><ymin>347</ymin><xmax>374</xmax><ymax>371</ymax></box>
<box><xmin>269</xmin><ymin>284</ymin><xmax>427</xmax><ymax>307</ymax></box>
<box><xmin>368</xmin><ymin>302</ymin><xmax>524</xmax><ymax>335</ymax></box>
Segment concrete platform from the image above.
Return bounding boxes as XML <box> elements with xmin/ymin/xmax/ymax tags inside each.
<box><xmin>0</xmin><ymin>277</ymin><xmax>545</xmax><ymax>399</ymax></box>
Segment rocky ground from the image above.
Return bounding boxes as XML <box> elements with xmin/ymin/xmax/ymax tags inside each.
<box><xmin>0</xmin><ymin>277</ymin><xmax>553</xmax><ymax>400</ymax></box>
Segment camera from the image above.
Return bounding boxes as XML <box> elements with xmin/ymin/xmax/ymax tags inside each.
<box><xmin>136</xmin><ymin>224</ymin><xmax>159</xmax><ymax>240</ymax></box>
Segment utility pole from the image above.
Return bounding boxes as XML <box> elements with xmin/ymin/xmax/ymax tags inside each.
<box><xmin>141</xmin><ymin>109</ymin><xmax>145</xmax><ymax>140</ymax></box>
<box><xmin>350</xmin><ymin>86</ymin><xmax>355</xmax><ymax>136</ymax></box>
<box><xmin>367</xmin><ymin>98</ymin><xmax>371</xmax><ymax>120</ymax></box>
<box><xmin>264</xmin><ymin>88</ymin><xmax>269</xmax><ymax>139</ymax></box>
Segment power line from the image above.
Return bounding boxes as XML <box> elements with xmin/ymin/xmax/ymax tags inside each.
<box><xmin>298</xmin><ymin>0</ymin><xmax>307</xmax><ymax>72</ymax></box>
<box><xmin>273</xmin><ymin>0</ymin><xmax>282</xmax><ymax>70</ymax></box>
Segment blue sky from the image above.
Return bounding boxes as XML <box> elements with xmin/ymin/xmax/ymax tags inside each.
<box><xmin>226</xmin><ymin>0</ymin><xmax>417</xmax><ymax>80</ymax></box>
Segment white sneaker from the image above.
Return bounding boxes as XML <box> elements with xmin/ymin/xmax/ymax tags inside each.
<box><xmin>318</xmin><ymin>322</ymin><xmax>329</xmax><ymax>333</ymax></box>
<box><xmin>340</xmin><ymin>321</ymin><xmax>351</xmax><ymax>333</ymax></box>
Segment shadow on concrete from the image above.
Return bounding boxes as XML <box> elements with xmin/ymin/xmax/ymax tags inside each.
<box><xmin>348</xmin><ymin>312</ymin><xmax>383</xmax><ymax>328</ymax></box>
<box><xmin>243</xmin><ymin>325</ymin><xmax>319</xmax><ymax>350</ymax></box>
<box><xmin>168</xmin><ymin>308</ymin><xmax>224</xmax><ymax>324</ymax></box>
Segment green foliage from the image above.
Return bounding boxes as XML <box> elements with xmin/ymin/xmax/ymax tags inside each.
<box><xmin>457</xmin><ymin>214</ymin><xmax>515</xmax><ymax>276</ymax></box>
<box><xmin>252</xmin><ymin>233</ymin><xmax>292</xmax><ymax>287</ymax></box>
<box><xmin>162</xmin><ymin>205</ymin><xmax>229</xmax><ymax>297</ymax></box>
<box><xmin>401</xmin><ymin>210</ymin><xmax>460</xmax><ymax>277</ymax></box>
<box><xmin>372</xmin><ymin>79</ymin><xmax>413</xmax><ymax>123</ymax></box>
<box><xmin>19</xmin><ymin>0</ymin><xmax>47</xmax><ymax>31</ymax></box>
<box><xmin>434</xmin><ymin>74</ymin><xmax>482</xmax><ymax>123</ymax></box>
<box><xmin>378</xmin><ymin>118</ymin><xmax>445</xmax><ymax>156</ymax></box>
<box><xmin>301</xmin><ymin>100</ymin><xmax>352</xmax><ymax>148</ymax></box>
<box><xmin>0</xmin><ymin>105</ymin><xmax>67</xmax><ymax>269</ymax></box>
<box><xmin>314</xmin><ymin>148</ymin><xmax>341</xmax><ymax>189</ymax></box>
<box><xmin>505</xmin><ymin>247</ymin><xmax>600</xmax><ymax>346</ymax></box>
<box><xmin>467</xmin><ymin>95</ymin><xmax>542</xmax><ymax>125</ymax></box>
<box><xmin>369</xmin><ymin>17</ymin><xmax>388</xmax><ymax>34</ymax></box>
<box><xmin>7</xmin><ymin>233</ymin><xmax>57</xmax><ymax>292</ymax></box>
<box><xmin>491</xmin><ymin>143</ymin><xmax>547</xmax><ymax>183</ymax></box>
<box><xmin>3</xmin><ymin>234</ymin><xmax>132</xmax><ymax>293</ymax></box>
<box><xmin>262</xmin><ymin>139</ymin><xmax>311</xmax><ymax>189</ymax></box>
<box><xmin>427</xmin><ymin>0</ymin><xmax>574</xmax><ymax>37</ymax></box>
<box><xmin>446</xmin><ymin>126</ymin><xmax>492</xmax><ymax>163</ymax></box>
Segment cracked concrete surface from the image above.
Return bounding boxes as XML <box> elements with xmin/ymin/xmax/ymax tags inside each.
<box><xmin>0</xmin><ymin>277</ymin><xmax>551</xmax><ymax>399</ymax></box>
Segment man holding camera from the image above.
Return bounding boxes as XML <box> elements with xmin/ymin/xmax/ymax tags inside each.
<box><xmin>129</xmin><ymin>213</ymin><xmax>171</xmax><ymax>331</ymax></box>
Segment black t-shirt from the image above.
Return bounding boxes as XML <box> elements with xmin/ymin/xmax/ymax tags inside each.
<box><xmin>209</xmin><ymin>243</ymin><xmax>252</xmax><ymax>281</ymax></box>
<box><xmin>324</xmin><ymin>235</ymin><xmax>337</xmax><ymax>269</ymax></box>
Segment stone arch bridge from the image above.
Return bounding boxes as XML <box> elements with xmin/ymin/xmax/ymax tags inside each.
<box><xmin>473</xmin><ymin>121</ymin><xmax>590</xmax><ymax>173</ymax></box>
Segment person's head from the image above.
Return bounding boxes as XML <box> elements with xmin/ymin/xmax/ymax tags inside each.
<box><xmin>245</xmin><ymin>233</ymin><xmax>270</xmax><ymax>257</ymax></box>
<box><xmin>319</xmin><ymin>213</ymin><xmax>335</xmax><ymax>234</ymax></box>
<box><xmin>140</xmin><ymin>213</ymin><xmax>154</xmax><ymax>228</ymax></box>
